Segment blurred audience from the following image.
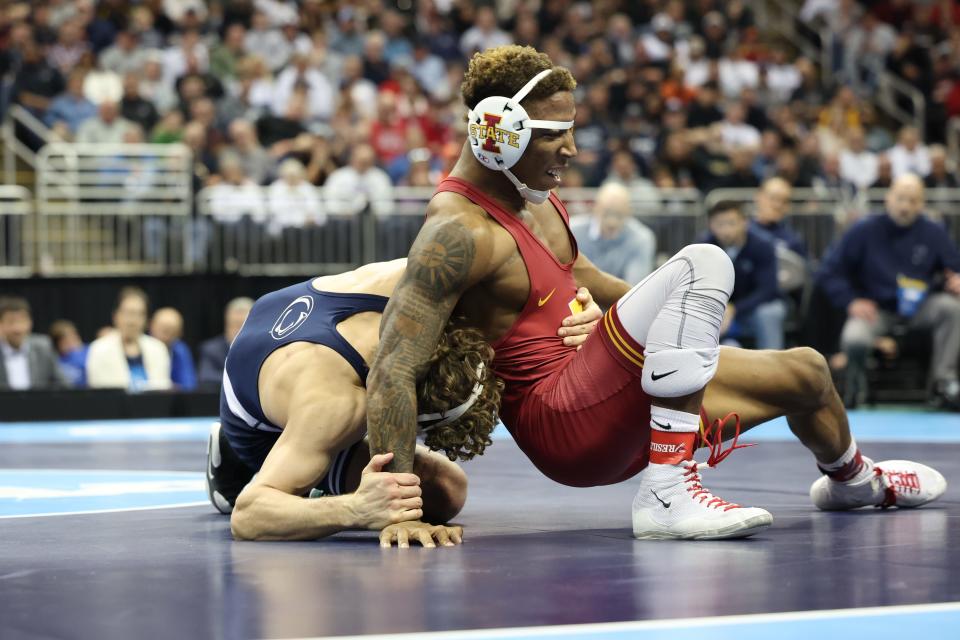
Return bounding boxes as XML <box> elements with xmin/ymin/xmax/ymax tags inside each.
<box><xmin>817</xmin><ymin>175</ymin><xmax>960</xmax><ymax>410</ymax></box>
<box><xmin>49</xmin><ymin>319</ymin><xmax>88</xmax><ymax>388</ymax></box>
<box><xmin>0</xmin><ymin>297</ymin><xmax>68</xmax><ymax>390</ymax></box>
<box><xmin>198</xmin><ymin>297</ymin><xmax>254</xmax><ymax>389</ymax></box>
<box><xmin>149</xmin><ymin>307</ymin><xmax>197</xmax><ymax>391</ymax></box>
<box><xmin>705</xmin><ymin>201</ymin><xmax>785</xmax><ymax>350</ymax></box>
<box><xmin>86</xmin><ymin>287</ymin><xmax>172</xmax><ymax>391</ymax></box>
<box><xmin>267</xmin><ymin>158</ymin><xmax>325</xmax><ymax>234</ymax></box>
<box><xmin>570</xmin><ymin>183</ymin><xmax>656</xmax><ymax>285</ymax></box>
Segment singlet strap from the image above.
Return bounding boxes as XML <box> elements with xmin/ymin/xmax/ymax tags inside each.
<box><xmin>311</xmin><ymin>290</ymin><xmax>389</xmax><ymax>385</ymax></box>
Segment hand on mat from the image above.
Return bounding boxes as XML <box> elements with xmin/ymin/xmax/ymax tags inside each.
<box><xmin>559</xmin><ymin>287</ymin><xmax>602</xmax><ymax>349</ymax></box>
<box><xmin>351</xmin><ymin>453</ymin><xmax>423</xmax><ymax>530</ymax></box>
<box><xmin>379</xmin><ymin>521</ymin><xmax>464</xmax><ymax>548</ymax></box>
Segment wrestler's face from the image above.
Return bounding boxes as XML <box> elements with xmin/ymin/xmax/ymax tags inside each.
<box><xmin>511</xmin><ymin>91</ymin><xmax>577</xmax><ymax>191</ymax></box>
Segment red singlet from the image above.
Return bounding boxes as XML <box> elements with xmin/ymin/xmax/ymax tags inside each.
<box><xmin>436</xmin><ymin>177</ymin><xmax>654</xmax><ymax>487</ymax></box>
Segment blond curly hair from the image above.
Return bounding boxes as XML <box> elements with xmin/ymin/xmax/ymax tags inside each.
<box><xmin>416</xmin><ymin>327</ymin><xmax>504</xmax><ymax>461</ymax></box>
<box><xmin>461</xmin><ymin>45</ymin><xmax>577</xmax><ymax>110</ymax></box>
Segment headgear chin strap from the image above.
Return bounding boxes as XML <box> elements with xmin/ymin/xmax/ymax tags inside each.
<box><xmin>416</xmin><ymin>362</ymin><xmax>486</xmax><ymax>433</ymax></box>
<box><xmin>467</xmin><ymin>69</ymin><xmax>574</xmax><ymax>204</ymax></box>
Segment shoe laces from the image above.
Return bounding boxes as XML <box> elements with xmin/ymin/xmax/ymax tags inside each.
<box><xmin>682</xmin><ymin>462</ymin><xmax>741</xmax><ymax>511</ymax></box>
<box><xmin>701</xmin><ymin>412</ymin><xmax>757</xmax><ymax>468</ymax></box>
<box><xmin>679</xmin><ymin>412</ymin><xmax>758</xmax><ymax>512</ymax></box>
<box><xmin>877</xmin><ymin>466</ymin><xmax>921</xmax><ymax>509</ymax></box>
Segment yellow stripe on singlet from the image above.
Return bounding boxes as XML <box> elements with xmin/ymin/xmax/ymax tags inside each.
<box><xmin>603</xmin><ymin>311</ymin><xmax>645</xmax><ymax>369</ymax></box>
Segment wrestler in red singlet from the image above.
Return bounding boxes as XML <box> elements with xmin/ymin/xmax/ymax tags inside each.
<box><xmin>436</xmin><ymin>177</ymin><xmax>656</xmax><ymax>487</ymax></box>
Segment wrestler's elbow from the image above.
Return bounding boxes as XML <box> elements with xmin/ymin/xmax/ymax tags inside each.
<box><xmin>230</xmin><ymin>486</ymin><xmax>267</xmax><ymax>541</ymax></box>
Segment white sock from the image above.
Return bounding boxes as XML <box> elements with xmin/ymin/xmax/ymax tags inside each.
<box><xmin>650</xmin><ymin>407</ymin><xmax>700</xmax><ymax>433</ymax></box>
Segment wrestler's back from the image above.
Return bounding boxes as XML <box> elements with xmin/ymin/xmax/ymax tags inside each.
<box><xmin>258</xmin><ymin>259</ymin><xmax>407</xmax><ymax>429</ymax></box>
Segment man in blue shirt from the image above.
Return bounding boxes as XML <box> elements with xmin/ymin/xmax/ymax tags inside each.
<box><xmin>817</xmin><ymin>174</ymin><xmax>960</xmax><ymax>410</ymax></box>
<box><xmin>704</xmin><ymin>200</ymin><xmax>786</xmax><ymax>350</ymax></box>
<box><xmin>570</xmin><ymin>182</ymin><xmax>656</xmax><ymax>285</ymax></box>
<box><xmin>149</xmin><ymin>307</ymin><xmax>197</xmax><ymax>391</ymax></box>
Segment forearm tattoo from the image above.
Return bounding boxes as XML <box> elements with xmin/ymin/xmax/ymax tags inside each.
<box><xmin>367</xmin><ymin>220</ymin><xmax>477</xmax><ymax>473</ymax></box>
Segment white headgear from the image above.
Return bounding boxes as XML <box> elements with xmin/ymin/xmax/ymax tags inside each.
<box><xmin>467</xmin><ymin>69</ymin><xmax>574</xmax><ymax>204</ymax></box>
<box><xmin>416</xmin><ymin>362</ymin><xmax>486</xmax><ymax>433</ymax></box>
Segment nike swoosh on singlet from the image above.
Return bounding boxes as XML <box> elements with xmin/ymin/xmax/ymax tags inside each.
<box><xmin>538</xmin><ymin>288</ymin><xmax>556</xmax><ymax>307</ymax></box>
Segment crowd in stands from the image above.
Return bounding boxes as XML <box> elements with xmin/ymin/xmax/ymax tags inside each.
<box><xmin>0</xmin><ymin>291</ymin><xmax>253</xmax><ymax>393</ymax></box>
<box><xmin>1</xmin><ymin>0</ymin><xmax>959</xmax><ymax>211</ymax></box>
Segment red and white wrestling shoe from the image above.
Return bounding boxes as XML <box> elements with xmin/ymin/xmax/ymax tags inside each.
<box><xmin>632</xmin><ymin>461</ymin><xmax>773</xmax><ymax>540</ymax></box>
<box><xmin>810</xmin><ymin>458</ymin><xmax>947</xmax><ymax>510</ymax></box>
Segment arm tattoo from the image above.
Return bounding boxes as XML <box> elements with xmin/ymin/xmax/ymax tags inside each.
<box><xmin>367</xmin><ymin>219</ymin><xmax>478</xmax><ymax>473</ymax></box>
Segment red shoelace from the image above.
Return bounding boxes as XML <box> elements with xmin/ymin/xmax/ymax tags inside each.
<box><xmin>684</xmin><ymin>412</ymin><xmax>759</xmax><ymax>511</ymax></box>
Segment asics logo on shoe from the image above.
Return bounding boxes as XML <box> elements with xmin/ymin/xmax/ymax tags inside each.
<box><xmin>650</xmin><ymin>442</ymin><xmax>685</xmax><ymax>453</ymax></box>
<box><xmin>651</xmin><ymin>419</ymin><xmax>672</xmax><ymax>430</ymax></box>
<box><xmin>650</xmin><ymin>370</ymin><xmax>678</xmax><ymax>381</ymax></box>
<box><xmin>651</xmin><ymin>489</ymin><xmax>671</xmax><ymax>508</ymax></box>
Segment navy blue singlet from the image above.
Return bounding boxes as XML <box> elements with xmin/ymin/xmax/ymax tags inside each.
<box><xmin>219</xmin><ymin>279</ymin><xmax>388</xmax><ymax>489</ymax></box>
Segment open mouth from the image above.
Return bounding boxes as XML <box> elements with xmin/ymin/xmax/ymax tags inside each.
<box><xmin>546</xmin><ymin>167</ymin><xmax>564</xmax><ymax>184</ymax></box>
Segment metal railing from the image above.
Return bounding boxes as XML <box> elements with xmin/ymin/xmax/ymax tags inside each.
<box><xmin>2</xmin><ymin>105</ymin><xmax>51</xmax><ymax>184</ymax></box>
<box><xmin>877</xmin><ymin>71</ymin><xmax>926</xmax><ymax>138</ymax></box>
<box><xmin>35</xmin><ymin>143</ymin><xmax>192</xmax><ymax>275</ymax></box>
<box><xmin>6</xmin><ymin>184</ymin><xmax>960</xmax><ymax>277</ymax></box>
<box><xmin>0</xmin><ymin>185</ymin><xmax>33</xmax><ymax>277</ymax></box>
<box><xmin>948</xmin><ymin>117</ymin><xmax>960</xmax><ymax>167</ymax></box>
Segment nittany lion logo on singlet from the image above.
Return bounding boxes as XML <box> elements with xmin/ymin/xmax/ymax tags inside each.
<box><xmin>469</xmin><ymin>112</ymin><xmax>521</xmax><ymax>154</ymax></box>
<box><xmin>270</xmin><ymin>295</ymin><xmax>314</xmax><ymax>340</ymax></box>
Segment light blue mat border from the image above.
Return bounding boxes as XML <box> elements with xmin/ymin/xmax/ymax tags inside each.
<box><xmin>0</xmin><ymin>411</ymin><xmax>957</xmax><ymax>444</ymax></box>
<box><xmin>287</xmin><ymin>602</ymin><xmax>960</xmax><ymax>640</ymax></box>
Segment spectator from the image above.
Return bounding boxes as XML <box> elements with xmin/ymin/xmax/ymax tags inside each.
<box><xmin>210</xmin><ymin>22</ymin><xmax>248</xmax><ymax>83</ymax></box>
<box><xmin>86</xmin><ymin>287</ymin><xmax>172</xmax><ymax>391</ymax></box>
<box><xmin>924</xmin><ymin>145</ymin><xmax>959</xmax><ymax>189</ymax></box>
<box><xmin>47</xmin><ymin>19</ymin><xmax>89</xmax><ymax>76</ymax></box>
<box><xmin>753</xmin><ymin>177</ymin><xmax>807</xmax><ymax>257</ymax></box>
<box><xmin>871</xmin><ymin>154</ymin><xmax>894</xmax><ymax>189</ymax></box>
<box><xmin>256</xmin><ymin>87</ymin><xmax>308</xmax><ymax>147</ymax></box>
<box><xmin>120</xmin><ymin>72</ymin><xmax>159</xmax><ymax>134</ymax></box>
<box><xmin>816</xmin><ymin>174</ymin><xmax>960</xmax><ymax>410</ymax></box>
<box><xmin>843</xmin><ymin>11</ymin><xmax>897</xmax><ymax>89</ymax></box>
<box><xmin>839</xmin><ymin>127</ymin><xmax>879</xmax><ymax>190</ymax></box>
<box><xmin>223</xmin><ymin>119</ymin><xmax>273</xmax><ymax>185</ymax></box>
<box><xmin>207</xmin><ymin>155</ymin><xmax>266</xmax><ymax>224</ymax></box>
<box><xmin>12</xmin><ymin>39</ymin><xmax>65</xmax><ymax>121</ymax></box>
<box><xmin>459</xmin><ymin>6</ymin><xmax>511</xmax><ymax>57</ymax></box>
<box><xmin>49</xmin><ymin>319</ymin><xmax>88</xmax><ymax>388</ymax></box>
<box><xmin>44</xmin><ymin>70</ymin><xmax>97</xmax><ymax>138</ymax></box>
<box><xmin>340</xmin><ymin>54</ymin><xmax>378</xmax><ymax>121</ymax></box>
<box><xmin>266</xmin><ymin>158</ymin><xmax>325</xmax><ymax>234</ymax></box>
<box><xmin>198</xmin><ymin>297</ymin><xmax>254</xmax><ymax>389</ymax></box>
<box><xmin>149</xmin><ymin>307</ymin><xmax>197</xmax><ymax>391</ymax></box>
<box><xmin>271</xmin><ymin>53</ymin><xmax>335</xmax><ymax>122</ymax></box>
<box><xmin>410</xmin><ymin>38</ymin><xmax>447</xmax><ymax>100</ymax></box>
<box><xmin>718</xmin><ymin>47</ymin><xmax>760</xmax><ymax>99</ymax></box>
<box><xmin>0</xmin><ymin>297</ymin><xmax>68</xmax><ymax>390</ymax></box>
<box><xmin>245</xmin><ymin>10</ymin><xmax>288</xmax><ymax>72</ymax></box>
<box><xmin>888</xmin><ymin>126</ymin><xmax>931</xmax><ymax>178</ymax></box>
<box><xmin>329</xmin><ymin>6</ymin><xmax>364</xmax><ymax>57</ymax></box>
<box><xmin>720</xmin><ymin>147</ymin><xmax>761</xmax><ymax>188</ymax></box>
<box><xmin>570</xmin><ymin>182</ymin><xmax>656</xmax><ymax>285</ymax></box>
<box><xmin>99</xmin><ymin>30</ymin><xmax>149</xmax><ymax>76</ymax></box>
<box><xmin>704</xmin><ymin>201</ymin><xmax>786</xmax><ymax>350</ymax></box>
<box><xmin>641</xmin><ymin>13</ymin><xmax>676</xmax><ymax>63</ymax></box>
<box><xmin>719</xmin><ymin>101</ymin><xmax>761</xmax><ymax>150</ymax></box>
<box><xmin>75</xmin><ymin>100</ymin><xmax>135</xmax><ymax>144</ymax></box>
<box><xmin>163</xmin><ymin>29</ymin><xmax>210</xmax><ymax>88</ymax></box>
<box><xmin>324</xmin><ymin>143</ymin><xmax>395</xmax><ymax>217</ymax></box>
<box><xmin>139</xmin><ymin>53</ymin><xmax>179</xmax><ymax>115</ymax></box>
<box><xmin>275</xmin><ymin>16</ymin><xmax>312</xmax><ymax>72</ymax></box>
<box><xmin>362</xmin><ymin>31</ymin><xmax>391</xmax><ymax>86</ymax></box>
<box><xmin>686</xmin><ymin>81</ymin><xmax>724</xmax><ymax>128</ymax></box>
<box><xmin>765</xmin><ymin>49</ymin><xmax>803</xmax><ymax>103</ymax></box>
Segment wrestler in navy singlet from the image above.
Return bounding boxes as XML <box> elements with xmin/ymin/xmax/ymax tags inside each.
<box><xmin>219</xmin><ymin>279</ymin><xmax>388</xmax><ymax>494</ymax></box>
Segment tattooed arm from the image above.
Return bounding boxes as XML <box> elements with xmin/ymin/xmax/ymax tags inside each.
<box><xmin>367</xmin><ymin>211</ymin><xmax>493</xmax><ymax>473</ymax></box>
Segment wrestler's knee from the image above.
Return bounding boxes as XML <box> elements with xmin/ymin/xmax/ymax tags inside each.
<box><xmin>417</xmin><ymin>453</ymin><xmax>468</xmax><ymax>523</ymax></box>
<box><xmin>780</xmin><ymin>347</ymin><xmax>834</xmax><ymax>410</ymax></box>
<box><xmin>677</xmin><ymin>243</ymin><xmax>734</xmax><ymax>295</ymax></box>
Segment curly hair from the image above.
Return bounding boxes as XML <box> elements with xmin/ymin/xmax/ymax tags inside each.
<box><xmin>416</xmin><ymin>327</ymin><xmax>504</xmax><ymax>462</ymax></box>
<box><xmin>461</xmin><ymin>45</ymin><xmax>576</xmax><ymax>110</ymax></box>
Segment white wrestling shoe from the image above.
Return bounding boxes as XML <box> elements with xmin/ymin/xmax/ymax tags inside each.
<box><xmin>632</xmin><ymin>461</ymin><xmax>773</xmax><ymax>540</ymax></box>
<box><xmin>810</xmin><ymin>458</ymin><xmax>947</xmax><ymax>510</ymax></box>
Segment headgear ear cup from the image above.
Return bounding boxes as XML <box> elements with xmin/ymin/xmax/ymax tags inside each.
<box><xmin>466</xmin><ymin>69</ymin><xmax>574</xmax><ymax>204</ymax></box>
